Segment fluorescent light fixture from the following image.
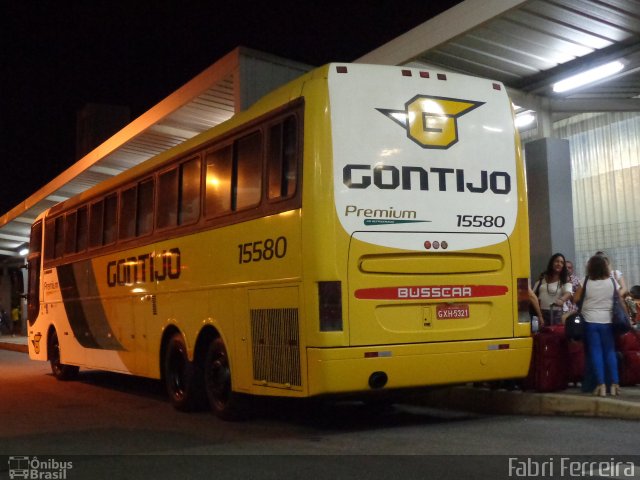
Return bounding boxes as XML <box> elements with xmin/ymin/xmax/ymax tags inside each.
<box><xmin>19</xmin><ymin>248</ymin><xmax>29</xmax><ymax>256</ymax></box>
<box><xmin>515</xmin><ymin>113</ymin><xmax>535</xmax><ymax>128</ymax></box>
<box><xmin>553</xmin><ymin>61</ymin><xmax>624</xmax><ymax>93</ymax></box>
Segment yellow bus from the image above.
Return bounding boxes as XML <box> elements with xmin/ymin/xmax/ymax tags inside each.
<box><xmin>27</xmin><ymin>63</ymin><xmax>533</xmax><ymax>419</ymax></box>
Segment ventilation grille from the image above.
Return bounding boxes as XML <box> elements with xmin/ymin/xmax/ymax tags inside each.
<box><xmin>250</xmin><ymin>308</ymin><xmax>301</xmax><ymax>387</ymax></box>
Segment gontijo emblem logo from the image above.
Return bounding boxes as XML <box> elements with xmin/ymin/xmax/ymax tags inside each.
<box><xmin>377</xmin><ymin>95</ymin><xmax>484</xmax><ymax>149</ymax></box>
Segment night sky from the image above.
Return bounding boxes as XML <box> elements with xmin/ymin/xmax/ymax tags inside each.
<box><xmin>2</xmin><ymin>1</ymin><xmax>460</xmax><ymax>215</ymax></box>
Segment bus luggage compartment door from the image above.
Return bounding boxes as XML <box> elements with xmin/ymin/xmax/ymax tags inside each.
<box><xmin>347</xmin><ymin>231</ymin><xmax>514</xmax><ymax>346</ymax></box>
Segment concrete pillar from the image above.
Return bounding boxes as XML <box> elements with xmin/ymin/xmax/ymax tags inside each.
<box><xmin>524</xmin><ymin>137</ymin><xmax>575</xmax><ymax>280</ymax></box>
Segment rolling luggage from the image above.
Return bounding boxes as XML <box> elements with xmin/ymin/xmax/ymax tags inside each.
<box><xmin>616</xmin><ymin>329</ymin><xmax>640</xmax><ymax>386</ymax></box>
<box><xmin>523</xmin><ymin>326</ymin><xmax>568</xmax><ymax>392</ymax></box>
<box><xmin>566</xmin><ymin>339</ymin><xmax>585</xmax><ymax>384</ymax></box>
<box><xmin>543</xmin><ymin>304</ymin><xmax>564</xmax><ymax>327</ymax></box>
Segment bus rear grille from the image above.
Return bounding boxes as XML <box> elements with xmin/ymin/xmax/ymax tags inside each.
<box><xmin>250</xmin><ymin>308</ymin><xmax>301</xmax><ymax>387</ymax></box>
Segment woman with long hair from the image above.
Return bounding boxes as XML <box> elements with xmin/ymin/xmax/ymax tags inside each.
<box><xmin>533</xmin><ymin>253</ymin><xmax>573</xmax><ymax>326</ymax></box>
<box><xmin>574</xmin><ymin>254</ymin><xmax>623</xmax><ymax>396</ymax></box>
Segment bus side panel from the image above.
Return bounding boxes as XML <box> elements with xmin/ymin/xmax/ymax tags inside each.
<box><xmin>150</xmin><ymin>210</ymin><xmax>303</xmax><ymax>387</ymax></box>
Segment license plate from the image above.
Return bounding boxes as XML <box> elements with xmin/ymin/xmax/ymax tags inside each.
<box><xmin>436</xmin><ymin>304</ymin><xmax>470</xmax><ymax>319</ymax></box>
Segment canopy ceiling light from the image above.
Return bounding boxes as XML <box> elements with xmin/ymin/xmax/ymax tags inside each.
<box><xmin>552</xmin><ymin>61</ymin><xmax>624</xmax><ymax>93</ymax></box>
<box><xmin>515</xmin><ymin>112</ymin><xmax>535</xmax><ymax>128</ymax></box>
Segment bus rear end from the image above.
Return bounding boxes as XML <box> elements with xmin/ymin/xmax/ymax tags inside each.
<box><xmin>305</xmin><ymin>64</ymin><xmax>532</xmax><ymax>395</ymax></box>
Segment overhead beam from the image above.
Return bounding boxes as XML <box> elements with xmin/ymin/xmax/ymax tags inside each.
<box><xmin>0</xmin><ymin>249</ymin><xmax>22</xmax><ymax>257</ymax></box>
<box><xmin>550</xmin><ymin>98</ymin><xmax>640</xmax><ymax>113</ymax></box>
<box><xmin>508</xmin><ymin>87</ymin><xmax>640</xmax><ymax>115</ymax></box>
<box><xmin>0</xmin><ymin>233</ymin><xmax>30</xmax><ymax>243</ymax></box>
<box><xmin>356</xmin><ymin>0</ymin><xmax>529</xmax><ymax>66</ymax></box>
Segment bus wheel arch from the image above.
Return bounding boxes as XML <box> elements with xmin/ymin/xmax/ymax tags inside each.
<box><xmin>161</xmin><ymin>327</ymin><xmax>205</xmax><ymax>411</ymax></box>
<box><xmin>46</xmin><ymin>326</ymin><xmax>79</xmax><ymax>381</ymax></box>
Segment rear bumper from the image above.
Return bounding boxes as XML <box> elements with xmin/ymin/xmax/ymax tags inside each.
<box><xmin>306</xmin><ymin>337</ymin><xmax>532</xmax><ymax>396</ymax></box>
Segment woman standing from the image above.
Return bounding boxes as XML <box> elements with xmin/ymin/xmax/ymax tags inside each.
<box><xmin>574</xmin><ymin>255</ymin><xmax>623</xmax><ymax>396</ymax></box>
<box><xmin>533</xmin><ymin>253</ymin><xmax>573</xmax><ymax>326</ymax></box>
<box><xmin>596</xmin><ymin>250</ymin><xmax>628</xmax><ymax>296</ymax></box>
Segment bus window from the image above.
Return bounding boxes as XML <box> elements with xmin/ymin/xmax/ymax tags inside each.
<box><xmin>27</xmin><ymin>221</ymin><xmax>42</xmax><ymax>324</ymax></box>
<box><xmin>89</xmin><ymin>200</ymin><xmax>104</xmax><ymax>248</ymax></box>
<box><xmin>119</xmin><ymin>185</ymin><xmax>137</xmax><ymax>240</ymax></box>
<box><xmin>53</xmin><ymin>216</ymin><xmax>64</xmax><ymax>259</ymax></box>
<box><xmin>268</xmin><ymin>116</ymin><xmax>298</xmax><ymax>200</ymax></box>
<box><xmin>157</xmin><ymin>168</ymin><xmax>179</xmax><ymax>229</ymax></box>
<box><xmin>44</xmin><ymin>217</ymin><xmax>55</xmax><ymax>261</ymax></box>
<box><xmin>76</xmin><ymin>206</ymin><xmax>88</xmax><ymax>252</ymax></box>
<box><xmin>235</xmin><ymin>131</ymin><xmax>262</xmax><ymax>210</ymax></box>
<box><xmin>64</xmin><ymin>211</ymin><xmax>77</xmax><ymax>255</ymax></box>
<box><xmin>137</xmin><ymin>178</ymin><xmax>154</xmax><ymax>236</ymax></box>
<box><xmin>179</xmin><ymin>157</ymin><xmax>201</xmax><ymax>225</ymax></box>
<box><xmin>103</xmin><ymin>193</ymin><xmax>118</xmax><ymax>245</ymax></box>
<box><xmin>205</xmin><ymin>146</ymin><xmax>232</xmax><ymax>217</ymax></box>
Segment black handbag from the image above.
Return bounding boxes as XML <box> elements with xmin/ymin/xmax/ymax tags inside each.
<box><xmin>611</xmin><ymin>278</ymin><xmax>631</xmax><ymax>335</ymax></box>
<box><xmin>564</xmin><ymin>312</ymin><xmax>585</xmax><ymax>341</ymax></box>
<box><xmin>564</xmin><ymin>277</ymin><xmax>587</xmax><ymax>341</ymax></box>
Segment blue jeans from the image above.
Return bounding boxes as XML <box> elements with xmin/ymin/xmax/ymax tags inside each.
<box><xmin>584</xmin><ymin>322</ymin><xmax>619</xmax><ymax>386</ymax></box>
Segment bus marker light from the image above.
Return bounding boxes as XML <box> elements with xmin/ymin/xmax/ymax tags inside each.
<box><xmin>401</xmin><ymin>69</ymin><xmax>412</xmax><ymax>77</ymax></box>
<box><xmin>424</xmin><ymin>241</ymin><xmax>431</xmax><ymax>249</ymax></box>
<box><xmin>365</xmin><ymin>351</ymin><xmax>392</xmax><ymax>358</ymax></box>
<box><xmin>432</xmin><ymin>241</ymin><xmax>440</xmax><ymax>249</ymax></box>
<box><xmin>437</xmin><ymin>73</ymin><xmax>447</xmax><ymax>80</ymax></box>
<box><xmin>420</xmin><ymin>71</ymin><xmax>430</xmax><ymax>78</ymax></box>
<box><xmin>488</xmin><ymin>344</ymin><xmax>510</xmax><ymax>350</ymax></box>
<box><xmin>336</xmin><ymin>66</ymin><xmax>348</xmax><ymax>74</ymax></box>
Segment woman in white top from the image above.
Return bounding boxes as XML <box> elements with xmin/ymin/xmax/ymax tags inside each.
<box><xmin>533</xmin><ymin>253</ymin><xmax>573</xmax><ymax>326</ymax></box>
<box><xmin>574</xmin><ymin>255</ymin><xmax>624</xmax><ymax>397</ymax></box>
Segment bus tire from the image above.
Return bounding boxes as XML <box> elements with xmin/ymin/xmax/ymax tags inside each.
<box><xmin>204</xmin><ymin>337</ymin><xmax>246</xmax><ymax>421</ymax></box>
<box><xmin>163</xmin><ymin>332</ymin><xmax>201</xmax><ymax>412</ymax></box>
<box><xmin>48</xmin><ymin>329</ymin><xmax>79</xmax><ymax>381</ymax></box>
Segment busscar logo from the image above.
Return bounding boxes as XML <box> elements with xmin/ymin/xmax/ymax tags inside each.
<box><xmin>377</xmin><ymin>95</ymin><xmax>484</xmax><ymax>149</ymax></box>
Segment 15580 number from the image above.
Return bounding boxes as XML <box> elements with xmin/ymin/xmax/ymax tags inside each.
<box><xmin>238</xmin><ymin>237</ymin><xmax>287</xmax><ymax>264</ymax></box>
<box><xmin>456</xmin><ymin>215</ymin><xmax>505</xmax><ymax>228</ymax></box>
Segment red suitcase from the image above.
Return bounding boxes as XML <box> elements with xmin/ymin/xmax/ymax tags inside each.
<box><xmin>618</xmin><ymin>350</ymin><xmax>640</xmax><ymax>386</ymax></box>
<box><xmin>566</xmin><ymin>339</ymin><xmax>585</xmax><ymax>384</ymax></box>
<box><xmin>617</xmin><ymin>329</ymin><xmax>640</xmax><ymax>386</ymax></box>
<box><xmin>523</xmin><ymin>327</ymin><xmax>568</xmax><ymax>392</ymax></box>
<box><xmin>616</xmin><ymin>330</ymin><xmax>640</xmax><ymax>352</ymax></box>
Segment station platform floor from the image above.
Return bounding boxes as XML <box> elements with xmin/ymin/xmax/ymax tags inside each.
<box><xmin>2</xmin><ymin>333</ymin><xmax>639</xmax><ymax>420</ymax></box>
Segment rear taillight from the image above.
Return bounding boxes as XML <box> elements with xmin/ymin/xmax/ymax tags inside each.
<box><xmin>318</xmin><ymin>281</ymin><xmax>343</xmax><ymax>331</ymax></box>
<box><xmin>517</xmin><ymin>278</ymin><xmax>531</xmax><ymax>324</ymax></box>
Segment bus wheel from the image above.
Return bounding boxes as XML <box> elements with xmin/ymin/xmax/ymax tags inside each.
<box><xmin>204</xmin><ymin>337</ymin><xmax>246</xmax><ymax>421</ymax></box>
<box><xmin>163</xmin><ymin>333</ymin><xmax>200</xmax><ymax>411</ymax></box>
<box><xmin>48</xmin><ymin>329</ymin><xmax>79</xmax><ymax>381</ymax></box>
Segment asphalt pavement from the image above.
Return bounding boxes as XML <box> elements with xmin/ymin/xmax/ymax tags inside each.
<box><xmin>2</xmin><ymin>333</ymin><xmax>639</xmax><ymax>420</ymax></box>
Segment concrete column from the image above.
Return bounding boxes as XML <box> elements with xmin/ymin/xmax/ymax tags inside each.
<box><xmin>524</xmin><ymin>137</ymin><xmax>575</xmax><ymax>280</ymax></box>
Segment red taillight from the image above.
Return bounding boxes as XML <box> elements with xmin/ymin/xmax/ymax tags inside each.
<box><xmin>517</xmin><ymin>278</ymin><xmax>530</xmax><ymax>312</ymax></box>
<box><xmin>318</xmin><ymin>281</ymin><xmax>343</xmax><ymax>331</ymax></box>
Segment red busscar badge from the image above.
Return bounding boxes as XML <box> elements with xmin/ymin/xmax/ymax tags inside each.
<box><xmin>354</xmin><ymin>285</ymin><xmax>508</xmax><ymax>300</ymax></box>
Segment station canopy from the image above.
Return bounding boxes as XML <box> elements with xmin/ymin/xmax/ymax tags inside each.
<box><xmin>0</xmin><ymin>48</ymin><xmax>310</xmax><ymax>260</ymax></box>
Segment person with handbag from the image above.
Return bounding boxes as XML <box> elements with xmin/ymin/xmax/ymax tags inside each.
<box><xmin>533</xmin><ymin>253</ymin><xmax>573</xmax><ymax>326</ymax></box>
<box><xmin>596</xmin><ymin>250</ymin><xmax>628</xmax><ymax>297</ymax></box>
<box><xmin>573</xmin><ymin>254</ymin><xmax>627</xmax><ymax>397</ymax></box>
